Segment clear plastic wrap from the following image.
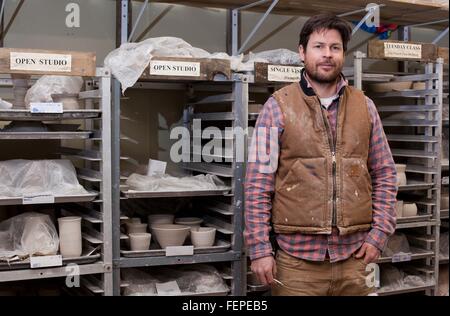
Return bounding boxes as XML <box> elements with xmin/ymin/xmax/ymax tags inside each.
<box><xmin>238</xmin><ymin>48</ymin><xmax>303</xmax><ymax>72</ymax></box>
<box><xmin>105</xmin><ymin>37</ymin><xmax>213</xmax><ymax>93</ymax></box>
<box><xmin>0</xmin><ymin>212</ymin><xmax>59</xmax><ymax>260</ymax></box>
<box><xmin>122</xmin><ymin>265</ymin><xmax>229</xmax><ymax>296</ymax></box>
<box><xmin>382</xmin><ymin>233</ymin><xmax>411</xmax><ymax>257</ymax></box>
<box><xmin>24</xmin><ymin>76</ymin><xmax>83</xmax><ymax>106</ymax></box>
<box><xmin>125</xmin><ymin>173</ymin><xmax>226</xmax><ymax>192</ymax></box>
<box><xmin>0</xmin><ymin>159</ymin><xmax>88</xmax><ymax>197</ymax></box>
<box><xmin>380</xmin><ymin>265</ymin><xmax>405</xmax><ymax>291</ymax></box>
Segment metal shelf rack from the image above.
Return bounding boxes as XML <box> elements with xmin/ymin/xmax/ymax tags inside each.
<box><xmin>0</xmin><ymin>48</ymin><xmax>113</xmax><ymax>295</ymax></box>
<box><xmin>353</xmin><ymin>40</ymin><xmax>445</xmax><ymax>296</ymax></box>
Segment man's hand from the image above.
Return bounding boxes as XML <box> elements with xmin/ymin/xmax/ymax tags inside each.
<box><xmin>251</xmin><ymin>256</ymin><xmax>277</xmax><ymax>286</ymax></box>
<box><xmin>355</xmin><ymin>242</ymin><xmax>381</xmax><ymax>264</ymax></box>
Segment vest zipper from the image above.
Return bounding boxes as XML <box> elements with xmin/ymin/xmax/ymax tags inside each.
<box><xmin>319</xmin><ymin>105</ymin><xmax>337</xmax><ymax>227</ymax></box>
<box><xmin>319</xmin><ymin>95</ymin><xmax>342</xmax><ymax>228</ymax></box>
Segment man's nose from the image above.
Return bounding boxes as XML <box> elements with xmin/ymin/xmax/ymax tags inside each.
<box><xmin>322</xmin><ymin>47</ymin><xmax>332</xmax><ymax>58</ymax></box>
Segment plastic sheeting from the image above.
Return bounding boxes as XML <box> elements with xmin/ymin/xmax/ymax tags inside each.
<box><xmin>104</xmin><ymin>37</ymin><xmax>302</xmax><ymax>92</ymax></box>
<box><xmin>125</xmin><ymin>173</ymin><xmax>227</xmax><ymax>192</ymax></box>
<box><xmin>122</xmin><ymin>265</ymin><xmax>229</xmax><ymax>296</ymax></box>
<box><xmin>380</xmin><ymin>264</ymin><xmax>434</xmax><ymax>292</ymax></box>
<box><xmin>0</xmin><ymin>160</ymin><xmax>88</xmax><ymax>197</ymax></box>
<box><xmin>24</xmin><ymin>76</ymin><xmax>83</xmax><ymax>107</ymax></box>
<box><xmin>382</xmin><ymin>233</ymin><xmax>411</xmax><ymax>257</ymax></box>
<box><xmin>104</xmin><ymin>37</ymin><xmax>243</xmax><ymax>93</ymax></box>
<box><xmin>0</xmin><ymin>212</ymin><xmax>59</xmax><ymax>261</ymax></box>
<box><xmin>239</xmin><ymin>49</ymin><xmax>303</xmax><ymax>72</ymax></box>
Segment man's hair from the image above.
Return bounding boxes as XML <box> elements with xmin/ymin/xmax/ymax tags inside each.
<box><xmin>299</xmin><ymin>14</ymin><xmax>352</xmax><ymax>52</ymax></box>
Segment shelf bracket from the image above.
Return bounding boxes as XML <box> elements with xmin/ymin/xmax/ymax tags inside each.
<box><xmin>232</xmin><ymin>0</ymin><xmax>279</xmax><ymax>56</ymax></box>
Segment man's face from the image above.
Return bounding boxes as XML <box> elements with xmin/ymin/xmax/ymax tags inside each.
<box><xmin>299</xmin><ymin>29</ymin><xmax>345</xmax><ymax>83</ymax></box>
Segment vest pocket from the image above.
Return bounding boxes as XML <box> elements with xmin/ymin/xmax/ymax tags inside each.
<box><xmin>273</xmin><ymin>157</ymin><xmax>328</xmax><ymax>228</ymax></box>
<box><xmin>340</xmin><ymin>157</ymin><xmax>373</xmax><ymax>226</ymax></box>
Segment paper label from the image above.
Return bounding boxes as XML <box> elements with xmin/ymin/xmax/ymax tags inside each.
<box><xmin>147</xmin><ymin>159</ymin><xmax>167</xmax><ymax>176</ymax></box>
<box><xmin>165</xmin><ymin>245</ymin><xmax>194</xmax><ymax>257</ymax></box>
<box><xmin>267</xmin><ymin>65</ymin><xmax>302</xmax><ymax>82</ymax></box>
<box><xmin>392</xmin><ymin>253</ymin><xmax>412</xmax><ymax>263</ymax></box>
<box><xmin>10</xmin><ymin>52</ymin><xmax>72</xmax><ymax>72</ymax></box>
<box><xmin>149</xmin><ymin>60</ymin><xmax>201</xmax><ymax>77</ymax></box>
<box><xmin>155</xmin><ymin>281</ymin><xmax>181</xmax><ymax>296</ymax></box>
<box><xmin>384</xmin><ymin>42</ymin><xmax>422</xmax><ymax>59</ymax></box>
<box><xmin>30</xmin><ymin>102</ymin><xmax>63</xmax><ymax>114</ymax></box>
<box><xmin>442</xmin><ymin>177</ymin><xmax>449</xmax><ymax>185</ymax></box>
<box><xmin>23</xmin><ymin>195</ymin><xmax>55</xmax><ymax>205</ymax></box>
<box><xmin>30</xmin><ymin>255</ymin><xmax>63</xmax><ymax>268</ymax></box>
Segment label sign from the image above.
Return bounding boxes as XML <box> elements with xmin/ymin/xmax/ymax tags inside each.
<box><xmin>30</xmin><ymin>102</ymin><xmax>63</xmax><ymax>114</ymax></box>
<box><xmin>23</xmin><ymin>195</ymin><xmax>55</xmax><ymax>205</ymax></box>
<box><xmin>392</xmin><ymin>253</ymin><xmax>412</xmax><ymax>263</ymax></box>
<box><xmin>149</xmin><ymin>60</ymin><xmax>201</xmax><ymax>77</ymax></box>
<box><xmin>384</xmin><ymin>42</ymin><xmax>422</xmax><ymax>59</ymax></box>
<box><xmin>165</xmin><ymin>245</ymin><xmax>194</xmax><ymax>257</ymax></box>
<box><xmin>268</xmin><ymin>65</ymin><xmax>302</xmax><ymax>82</ymax></box>
<box><xmin>30</xmin><ymin>255</ymin><xmax>63</xmax><ymax>269</ymax></box>
<box><xmin>10</xmin><ymin>52</ymin><xmax>72</xmax><ymax>72</ymax></box>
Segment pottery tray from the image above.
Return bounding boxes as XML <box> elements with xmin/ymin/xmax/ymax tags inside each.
<box><xmin>122</xmin><ymin>187</ymin><xmax>231</xmax><ymax>198</ymax></box>
<box><xmin>0</xmin><ymin>253</ymin><xmax>101</xmax><ymax>271</ymax></box>
<box><xmin>0</xmin><ymin>192</ymin><xmax>98</xmax><ymax>206</ymax></box>
<box><xmin>0</xmin><ymin>109</ymin><xmax>101</xmax><ymax>121</ymax></box>
<box><xmin>121</xmin><ymin>240</ymin><xmax>231</xmax><ymax>258</ymax></box>
<box><xmin>396</xmin><ymin>214</ymin><xmax>432</xmax><ymax>224</ymax></box>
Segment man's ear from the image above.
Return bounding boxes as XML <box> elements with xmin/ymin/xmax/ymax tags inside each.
<box><xmin>299</xmin><ymin>45</ymin><xmax>305</xmax><ymax>63</ymax></box>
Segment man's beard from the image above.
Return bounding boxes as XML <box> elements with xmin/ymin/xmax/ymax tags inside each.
<box><xmin>304</xmin><ymin>60</ymin><xmax>342</xmax><ymax>84</ymax></box>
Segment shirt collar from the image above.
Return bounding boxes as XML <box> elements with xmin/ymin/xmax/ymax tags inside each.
<box><xmin>300</xmin><ymin>68</ymin><xmax>348</xmax><ymax>98</ymax></box>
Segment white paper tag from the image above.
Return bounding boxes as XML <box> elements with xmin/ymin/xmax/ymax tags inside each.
<box><xmin>30</xmin><ymin>255</ymin><xmax>63</xmax><ymax>269</ymax></box>
<box><xmin>267</xmin><ymin>65</ymin><xmax>302</xmax><ymax>82</ymax></box>
<box><xmin>155</xmin><ymin>281</ymin><xmax>181</xmax><ymax>296</ymax></box>
<box><xmin>23</xmin><ymin>195</ymin><xmax>55</xmax><ymax>205</ymax></box>
<box><xmin>442</xmin><ymin>177</ymin><xmax>449</xmax><ymax>185</ymax></box>
<box><xmin>149</xmin><ymin>60</ymin><xmax>201</xmax><ymax>77</ymax></box>
<box><xmin>147</xmin><ymin>159</ymin><xmax>167</xmax><ymax>176</ymax></box>
<box><xmin>10</xmin><ymin>52</ymin><xmax>72</xmax><ymax>72</ymax></box>
<box><xmin>30</xmin><ymin>102</ymin><xmax>63</xmax><ymax>114</ymax></box>
<box><xmin>384</xmin><ymin>42</ymin><xmax>422</xmax><ymax>59</ymax></box>
<box><xmin>165</xmin><ymin>245</ymin><xmax>194</xmax><ymax>257</ymax></box>
<box><xmin>392</xmin><ymin>253</ymin><xmax>412</xmax><ymax>263</ymax></box>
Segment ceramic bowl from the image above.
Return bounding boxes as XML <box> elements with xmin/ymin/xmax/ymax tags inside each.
<box><xmin>147</xmin><ymin>214</ymin><xmax>174</xmax><ymax>226</ymax></box>
<box><xmin>403</xmin><ymin>203</ymin><xmax>418</xmax><ymax>217</ymax></box>
<box><xmin>123</xmin><ymin>217</ymin><xmax>142</xmax><ymax>225</ymax></box>
<box><xmin>129</xmin><ymin>233</ymin><xmax>151</xmax><ymax>251</ymax></box>
<box><xmin>190</xmin><ymin>227</ymin><xmax>216</xmax><ymax>248</ymax></box>
<box><xmin>174</xmin><ymin>217</ymin><xmax>203</xmax><ymax>229</ymax></box>
<box><xmin>126</xmin><ymin>222</ymin><xmax>147</xmax><ymax>234</ymax></box>
<box><xmin>370</xmin><ymin>81</ymin><xmax>412</xmax><ymax>93</ymax></box>
<box><xmin>151</xmin><ymin>224</ymin><xmax>190</xmax><ymax>248</ymax></box>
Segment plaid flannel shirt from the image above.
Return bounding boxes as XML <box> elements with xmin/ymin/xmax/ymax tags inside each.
<box><xmin>244</xmin><ymin>72</ymin><xmax>397</xmax><ymax>263</ymax></box>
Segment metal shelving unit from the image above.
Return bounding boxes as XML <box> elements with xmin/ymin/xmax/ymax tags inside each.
<box><xmin>0</xmin><ymin>48</ymin><xmax>113</xmax><ymax>295</ymax></box>
<box><xmin>111</xmin><ymin>7</ymin><xmax>247</xmax><ymax>292</ymax></box>
<box><xmin>353</xmin><ymin>40</ymin><xmax>444</xmax><ymax>296</ymax></box>
<box><xmin>113</xmin><ymin>75</ymin><xmax>248</xmax><ymax>295</ymax></box>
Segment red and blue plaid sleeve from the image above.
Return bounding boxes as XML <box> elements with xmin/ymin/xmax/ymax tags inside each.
<box><xmin>244</xmin><ymin>97</ymin><xmax>284</xmax><ymax>260</ymax></box>
<box><xmin>365</xmin><ymin>97</ymin><xmax>398</xmax><ymax>251</ymax></box>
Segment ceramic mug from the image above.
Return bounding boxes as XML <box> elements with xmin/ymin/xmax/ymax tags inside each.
<box><xmin>58</xmin><ymin>216</ymin><xmax>82</xmax><ymax>258</ymax></box>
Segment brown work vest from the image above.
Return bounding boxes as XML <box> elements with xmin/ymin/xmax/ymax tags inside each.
<box><xmin>271</xmin><ymin>83</ymin><xmax>373</xmax><ymax>235</ymax></box>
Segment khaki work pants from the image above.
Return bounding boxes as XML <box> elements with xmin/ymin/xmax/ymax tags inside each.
<box><xmin>272</xmin><ymin>250</ymin><xmax>376</xmax><ymax>296</ymax></box>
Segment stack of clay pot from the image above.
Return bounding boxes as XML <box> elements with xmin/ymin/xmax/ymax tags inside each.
<box><xmin>124</xmin><ymin>217</ymin><xmax>151</xmax><ymax>251</ymax></box>
<box><xmin>396</xmin><ymin>164</ymin><xmax>407</xmax><ymax>186</ymax></box>
<box><xmin>395</xmin><ymin>200</ymin><xmax>418</xmax><ymax>218</ymax></box>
